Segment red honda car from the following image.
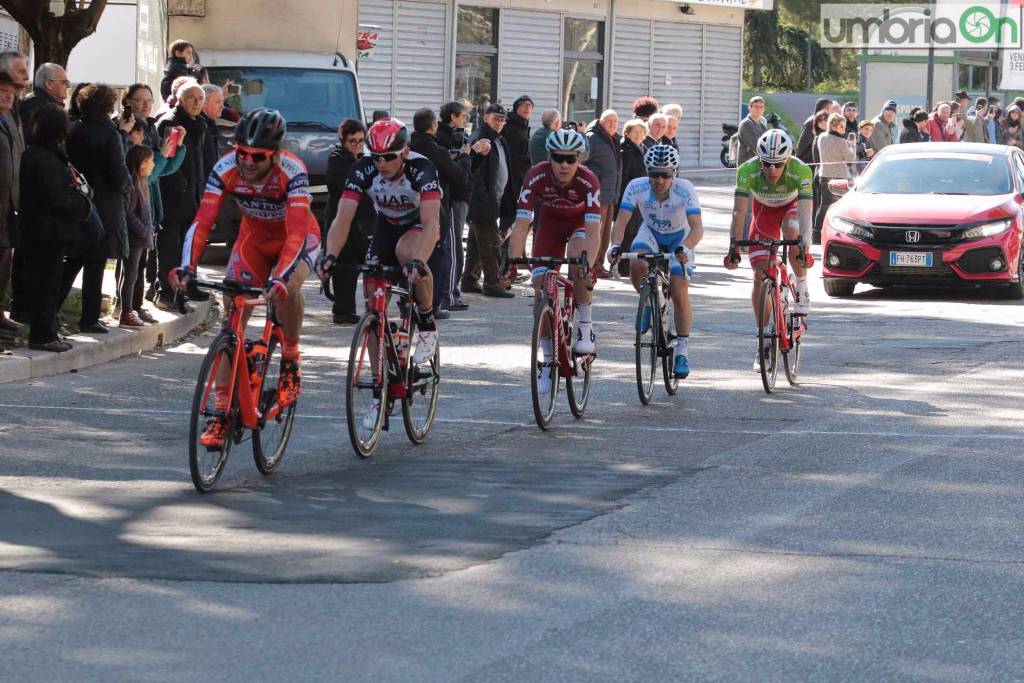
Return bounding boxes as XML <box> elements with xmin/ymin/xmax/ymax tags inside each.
<box><xmin>822</xmin><ymin>142</ymin><xmax>1024</xmax><ymax>298</ymax></box>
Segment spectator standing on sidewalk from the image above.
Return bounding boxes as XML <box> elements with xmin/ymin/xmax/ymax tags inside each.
<box><xmin>463</xmin><ymin>103</ymin><xmax>514</xmax><ymax>298</ymax></box>
<box><xmin>437</xmin><ymin>101</ymin><xmax>472</xmax><ymax>310</ymax></box>
<box><xmin>737</xmin><ymin>96</ymin><xmax>767</xmax><ymax>164</ymax></box>
<box><xmin>899</xmin><ymin>108</ymin><xmax>931</xmax><ymax>144</ymax></box>
<box><xmin>160</xmin><ymin>40</ymin><xmax>194</xmax><ymax>101</ymax></box>
<box><xmin>963</xmin><ymin>97</ymin><xmax>990</xmax><ymax>143</ymax></box>
<box><xmin>584</xmin><ymin>109</ymin><xmax>621</xmax><ymax>277</ymax></box>
<box><xmin>856</xmin><ymin>120</ymin><xmax>876</xmax><ymax>165</ymax></box>
<box><xmin>0</xmin><ymin>52</ymin><xmax>28</xmax><ymax>328</ymax></box>
<box><xmin>501</xmin><ymin>96</ymin><xmax>534</xmax><ymax>254</ymax></box>
<box><xmin>20</xmin><ymin>106</ymin><xmax>92</xmax><ymax>352</ymax></box>
<box><xmin>616</xmin><ymin>118</ymin><xmax>648</xmax><ymax>275</ymax></box>
<box><xmin>797</xmin><ymin>97</ymin><xmax>831</xmax><ymax>164</ymax></box>
<box><xmin>869</xmin><ymin>100</ymin><xmax>899</xmax><ymax>151</ymax></box>
<box><xmin>411</xmin><ymin>106</ymin><xmax>472</xmax><ymax>318</ymax></box>
<box><xmin>927</xmin><ymin>103</ymin><xmax>959</xmax><ymax>142</ymax></box>
<box><xmin>530</xmin><ymin>109</ymin><xmax>561</xmax><ymax>165</ymax></box>
<box><xmin>814</xmin><ymin>113</ymin><xmax>855</xmax><ymax>244</ymax></box>
<box><xmin>632</xmin><ymin>96</ymin><xmax>659</xmax><ymax>122</ymax></box>
<box><xmin>198</xmin><ymin>84</ymin><xmax>223</xmax><ymax>178</ymax></box>
<box><xmin>20</xmin><ymin>63</ymin><xmax>68</xmax><ymax>144</ymax></box>
<box><xmin>643</xmin><ymin>113</ymin><xmax>668</xmax><ymax>150</ymax></box>
<box><xmin>1000</xmin><ymin>105</ymin><xmax>1023</xmax><ymax>148</ymax></box>
<box><xmin>660</xmin><ymin>103</ymin><xmax>682</xmax><ymax>152</ymax></box>
<box><xmin>117</xmin><ymin>145</ymin><xmax>155</xmax><ymax>328</ymax></box>
<box><xmin>62</xmin><ymin>84</ymin><xmax>133</xmax><ymax>334</ymax></box>
<box><xmin>842</xmin><ymin>102</ymin><xmax>859</xmax><ymax>137</ymax></box>
<box><xmin>156</xmin><ymin>80</ymin><xmax>206</xmax><ymax>311</ymax></box>
<box><xmin>0</xmin><ymin>71</ymin><xmax>22</xmax><ymax>336</ymax></box>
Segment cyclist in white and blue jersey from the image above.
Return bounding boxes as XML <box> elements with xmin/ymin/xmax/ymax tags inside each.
<box><xmin>607</xmin><ymin>145</ymin><xmax>704</xmax><ymax>378</ymax></box>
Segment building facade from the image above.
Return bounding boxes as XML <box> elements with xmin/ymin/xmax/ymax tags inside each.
<box><xmin>356</xmin><ymin>0</ymin><xmax>747</xmax><ymax>166</ymax></box>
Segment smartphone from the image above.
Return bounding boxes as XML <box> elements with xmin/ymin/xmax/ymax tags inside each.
<box><xmin>225</xmin><ymin>82</ymin><xmax>241</xmax><ymax>96</ymax></box>
<box><xmin>165</xmin><ymin>127</ymin><xmax>181</xmax><ymax>157</ymax></box>
<box><xmin>122</xmin><ymin>105</ymin><xmax>133</xmax><ymax>121</ymax></box>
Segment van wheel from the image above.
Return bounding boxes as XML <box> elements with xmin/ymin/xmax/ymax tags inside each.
<box><xmin>824</xmin><ymin>279</ymin><xmax>856</xmax><ymax>297</ymax></box>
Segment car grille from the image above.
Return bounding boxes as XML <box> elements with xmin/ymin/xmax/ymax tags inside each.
<box><xmin>866</xmin><ymin>225</ymin><xmax>957</xmax><ymax>246</ymax></box>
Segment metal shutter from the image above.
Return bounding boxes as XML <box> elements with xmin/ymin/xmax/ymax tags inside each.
<box><xmin>499</xmin><ymin>10</ymin><xmax>561</xmax><ymax>127</ymax></box>
<box><xmin>610</xmin><ymin>18</ymin><xmax>652</xmax><ymax>117</ymax></box>
<box><xmin>394</xmin><ymin>1</ymin><xmax>448</xmax><ymax>121</ymax></box>
<box><xmin>701</xmin><ymin>25</ymin><xmax>743</xmax><ymax>167</ymax></box>
<box><xmin>357</xmin><ymin>0</ymin><xmax>396</xmax><ymax>115</ymax></box>
<box><xmin>652</xmin><ymin>21</ymin><xmax>703</xmax><ymax>167</ymax></box>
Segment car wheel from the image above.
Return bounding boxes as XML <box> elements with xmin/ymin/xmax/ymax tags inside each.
<box><xmin>999</xmin><ymin>252</ymin><xmax>1024</xmax><ymax>299</ymax></box>
<box><xmin>824</xmin><ymin>279</ymin><xmax>856</xmax><ymax>297</ymax></box>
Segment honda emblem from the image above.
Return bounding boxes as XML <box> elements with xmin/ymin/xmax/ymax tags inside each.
<box><xmin>905</xmin><ymin>230</ymin><xmax>921</xmax><ymax>243</ymax></box>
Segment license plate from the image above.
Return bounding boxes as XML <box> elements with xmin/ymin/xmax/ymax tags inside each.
<box><xmin>889</xmin><ymin>251</ymin><xmax>933</xmax><ymax>267</ymax></box>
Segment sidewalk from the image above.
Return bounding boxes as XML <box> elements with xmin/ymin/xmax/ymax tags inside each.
<box><xmin>0</xmin><ymin>266</ymin><xmax>214</xmax><ymax>385</ymax></box>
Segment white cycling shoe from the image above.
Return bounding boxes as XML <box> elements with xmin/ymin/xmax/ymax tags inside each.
<box><xmin>363</xmin><ymin>400</ymin><xmax>381</xmax><ymax>430</ymax></box>
<box><xmin>574</xmin><ymin>322</ymin><xmax>596</xmax><ymax>355</ymax></box>
<box><xmin>412</xmin><ymin>330</ymin><xmax>438</xmax><ymax>364</ymax></box>
<box><xmin>794</xmin><ymin>288</ymin><xmax>811</xmax><ymax>316</ymax></box>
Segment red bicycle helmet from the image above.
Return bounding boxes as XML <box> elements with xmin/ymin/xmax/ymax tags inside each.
<box><xmin>367</xmin><ymin>119</ymin><xmax>409</xmax><ymax>154</ymax></box>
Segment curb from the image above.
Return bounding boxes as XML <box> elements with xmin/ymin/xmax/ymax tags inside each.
<box><xmin>0</xmin><ymin>300</ymin><xmax>212</xmax><ymax>384</ymax></box>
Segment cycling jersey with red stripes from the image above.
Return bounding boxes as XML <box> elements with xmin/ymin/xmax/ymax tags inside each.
<box><xmin>180</xmin><ymin>150</ymin><xmax>321</xmax><ymax>286</ymax></box>
<box><xmin>342</xmin><ymin>152</ymin><xmax>441</xmax><ymax>229</ymax></box>
<box><xmin>516</xmin><ymin>162</ymin><xmax>601</xmax><ymax>259</ymax></box>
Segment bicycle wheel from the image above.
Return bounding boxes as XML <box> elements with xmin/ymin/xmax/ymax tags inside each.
<box><xmin>635</xmin><ymin>285</ymin><xmax>657</xmax><ymax>405</ymax></box>
<box><xmin>188</xmin><ymin>332</ymin><xmax>237</xmax><ymax>492</ymax></box>
<box><xmin>783</xmin><ymin>306</ymin><xmax>803</xmax><ymax>386</ymax></box>
<box><xmin>346</xmin><ymin>312</ymin><xmax>387</xmax><ymax>457</ymax></box>
<box><xmin>662</xmin><ymin>344</ymin><xmax>679</xmax><ymax>395</ymax></box>
<box><xmin>757</xmin><ymin>280</ymin><xmax>779</xmax><ymax>393</ymax></box>
<box><xmin>252</xmin><ymin>334</ymin><xmax>297</xmax><ymax>475</ymax></box>
<box><xmin>566</xmin><ymin>308</ymin><xmax>592</xmax><ymax>418</ymax></box>
<box><xmin>402</xmin><ymin>318</ymin><xmax>441</xmax><ymax>444</ymax></box>
<box><xmin>530</xmin><ymin>301</ymin><xmax>559</xmax><ymax>430</ymax></box>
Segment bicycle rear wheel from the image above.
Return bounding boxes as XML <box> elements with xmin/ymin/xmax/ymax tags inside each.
<box><xmin>403</xmin><ymin>318</ymin><xmax>441</xmax><ymax>444</ymax></box>
<box><xmin>757</xmin><ymin>280</ymin><xmax>779</xmax><ymax>393</ymax></box>
<box><xmin>784</xmin><ymin>308</ymin><xmax>803</xmax><ymax>386</ymax></box>
<box><xmin>662</xmin><ymin>344</ymin><xmax>679</xmax><ymax>395</ymax></box>
<box><xmin>346</xmin><ymin>312</ymin><xmax>387</xmax><ymax>457</ymax></box>
<box><xmin>188</xmin><ymin>332</ymin><xmax>237</xmax><ymax>492</ymax></box>
<box><xmin>566</xmin><ymin>308</ymin><xmax>592</xmax><ymax>418</ymax></box>
<box><xmin>253</xmin><ymin>335</ymin><xmax>296</xmax><ymax>475</ymax></box>
<box><xmin>635</xmin><ymin>286</ymin><xmax>657</xmax><ymax>405</ymax></box>
<box><xmin>530</xmin><ymin>301</ymin><xmax>559</xmax><ymax>430</ymax></box>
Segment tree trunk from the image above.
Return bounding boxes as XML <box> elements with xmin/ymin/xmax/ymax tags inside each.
<box><xmin>31</xmin><ymin>23</ymin><xmax>72</xmax><ymax>68</ymax></box>
<box><xmin>0</xmin><ymin>0</ymin><xmax>110</xmax><ymax>69</ymax></box>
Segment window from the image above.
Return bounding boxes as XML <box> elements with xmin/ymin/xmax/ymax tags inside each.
<box><xmin>455</xmin><ymin>7</ymin><xmax>498</xmax><ymax>115</ymax></box>
<box><xmin>562</xmin><ymin>18</ymin><xmax>604</xmax><ymax>124</ymax></box>
<box><xmin>206</xmin><ymin>67</ymin><xmax>360</xmax><ymax>129</ymax></box>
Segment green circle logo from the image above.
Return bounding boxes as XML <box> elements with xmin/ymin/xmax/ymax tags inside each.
<box><xmin>961</xmin><ymin>6</ymin><xmax>997</xmax><ymax>43</ymax></box>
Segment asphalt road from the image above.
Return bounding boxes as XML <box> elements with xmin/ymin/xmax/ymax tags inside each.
<box><xmin>1</xmin><ymin>185</ymin><xmax>1022</xmax><ymax>681</ymax></box>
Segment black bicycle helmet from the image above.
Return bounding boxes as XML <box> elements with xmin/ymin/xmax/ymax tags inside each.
<box><xmin>235</xmin><ymin>108</ymin><xmax>286</xmax><ymax>150</ymax></box>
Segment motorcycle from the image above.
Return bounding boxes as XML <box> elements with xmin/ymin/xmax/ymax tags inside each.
<box><xmin>720</xmin><ymin>113</ymin><xmax>788</xmax><ymax>168</ymax></box>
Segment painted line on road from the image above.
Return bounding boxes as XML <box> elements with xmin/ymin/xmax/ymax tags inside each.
<box><xmin>1</xmin><ymin>403</ymin><xmax>1021</xmax><ymax>442</ymax></box>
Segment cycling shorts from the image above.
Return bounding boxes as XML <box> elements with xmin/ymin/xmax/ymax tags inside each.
<box><xmin>630</xmin><ymin>225</ymin><xmax>695</xmax><ymax>279</ymax></box>
<box><xmin>366</xmin><ymin>219</ymin><xmax>435</xmax><ymax>270</ymax></box>
<box><xmin>531</xmin><ymin>223</ymin><xmax>588</xmax><ymax>277</ymax></box>
<box><xmin>226</xmin><ymin>217</ymin><xmax>321</xmax><ymax>287</ymax></box>
<box><xmin>748</xmin><ymin>202</ymin><xmax>798</xmax><ymax>266</ymax></box>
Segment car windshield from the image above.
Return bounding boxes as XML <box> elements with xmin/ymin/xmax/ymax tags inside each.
<box><xmin>206</xmin><ymin>67</ymin><xmax>360</xmax><ymax>129</ymax></box>
<box><xmin>857</xmin><ymin>152</ymin><xmax>1013</xmax><ymax>195</ymax></box>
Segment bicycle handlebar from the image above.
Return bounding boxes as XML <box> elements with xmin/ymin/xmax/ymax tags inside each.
<box><xmin>193</xmin><ymin>278</ymin><xmax>264</xmax><ymax>298</ymax></box>
<box><xmin>506</xmin><ymin>250</ymin><xmax>589</xmax><ymax>272</ymax></box>
<box><xmin>619</xmin><ymin>252</ymin><xmax>670</xmax><ymax>263</ymax></box>
<box><xmin>733</xmin><ymin>239</ymin><xmax>803</xmax><ymax>248</ymax></box>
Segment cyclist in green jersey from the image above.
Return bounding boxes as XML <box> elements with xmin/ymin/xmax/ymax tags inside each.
<box><xmin>724</xmin><ymin>130</ymin><xmax>814</xmax><ymax>371</ymax></box>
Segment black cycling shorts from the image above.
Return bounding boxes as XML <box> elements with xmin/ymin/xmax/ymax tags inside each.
<box><xmin>366</xmin><ymin>219</ymin><xmax>435</xmax><ymax>269</ymax></box>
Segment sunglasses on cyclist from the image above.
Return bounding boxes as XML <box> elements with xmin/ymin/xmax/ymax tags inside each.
<box><xmin>647</xmin><ymin>171</ymin><xmax>673</xmax><ymax>179</ymax></box>
<box><xmin>761</xmin><ymin>160</ymin><xmax>787</xmax><ymax>169</ymax></box>
<box><xmin>551</xmin><ymin>153</ymin><xmax>579</xmax><ymax>166</ymax></box>
<box><xmin>371</xmin><ymin>152</ymin><xmax>401</xmax><ymax>162</ymax></box>
<box><xmin>235</xmin><ymin>146</ymin><xmax>273</xmax><ymax>163</ymax></box>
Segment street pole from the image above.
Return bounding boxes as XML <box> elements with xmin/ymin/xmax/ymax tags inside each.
<box><xmin>806</xmin><ymin>33</ymin><xmax>813</xmax><ymax>91</ymax></box>
<box><xmin>926</xmin><ymin>0</ymin><xmax>935</xmax><ymax>110</ymax></box>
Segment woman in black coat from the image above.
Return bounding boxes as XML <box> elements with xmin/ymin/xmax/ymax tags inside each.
<box><xmin>21</xmin><ymin>106</ymin><xmax>92</xmax><ymax>351</ymax></box>
<box><xmin>323</xmin><ymin>118</ymin><xmax>373</xmax><ymax>324</ymax></box>
<box><xmin>615</xmin><ymin>119</ymin><xmax>649</xmax><ymax>274</ymax></box>
<box><xmin>61</xmin><ymin>84</ymin><xmax>133</xmax><ymax>334</ymax></box>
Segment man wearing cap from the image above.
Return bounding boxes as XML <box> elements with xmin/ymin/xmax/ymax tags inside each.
<box><xmin>463</xmin><ymin>103</ymin><xmax>515</xmax><ymax>298</ymax></box>
<box><xmin>796</xmin><ymin>97</ymin><xmax>832</xmax><ymax>164</ymax></box>
<box><xmin>842</xmin><ymin>102</ymin><xmax>859</xmax><ymax>137</ymax></box>
<box><xmin>954</xmin><ymin>90</ymin><xmax>970</xmax><ymax>113</ymax></box>
<box><xmin>870</xmin><ymin>99</ymin><xmax>899</xmax><ymax>152</ymax></box>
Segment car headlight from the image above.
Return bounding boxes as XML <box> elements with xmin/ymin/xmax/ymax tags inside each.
<box><xmin>961</xmin><ymin>219</ymin><xmax>1012</xmax><ymax>241</ymax></box>
<box><xmin>830</xmin><ymin>216</ymin><xmax>872</xmax><ymax>240</ymax></box>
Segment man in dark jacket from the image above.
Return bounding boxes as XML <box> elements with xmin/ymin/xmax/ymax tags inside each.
<box><xmin>503</xmin><ymin>95</ymin><xmax>533</xmax><ymax>207</ymax></box>
<box><xmin>411</xmin><ymin>107</ymin><xmax>472</xmax><ymax>317</ymax></box>
<box><xmin>462</xmin><ymin>103</ymin><xmax>514</xmax><ymax>298</ymax></box>
<box><xmin>324</xmin><ymin>119</ymin><xmax>373</xmax><ymax>324</ymax></box>
<box><xmin>437</xmin><ymin>101</ymin><xmax>473</xmax><ymax>310</ymax></box>
<box><xmin>899</xmin><ymin>108</ymin><xmax>931</xmax><ymax>144</ymax></box>
<box><xmin>796</xmin><ymin>97</ymin><xmax>832</xmax><ymax>164</ymax></box>
<box><xmin>156</xmin><ymin>81</ymin><xmax>206</xmax><ymax>308</ymax></box>
<box><xmin>737</xmin><ymin>96</ymin><xmax>767</xmax><ymax>164</ymax></box>
<box><xmin>585</xmin><ymin>110</ymin><xmax>622</xmax><ymax>276</ymax></box>
<box><xmin>198</xmin><ymin>84</ymin><xmax>223</xmax><ymax>179</ymax></box>
<box><xmin>20</xmin><ymin>63</ymin><xmax>68</xmax><ymax>144</ymax></box>
<box><xmin>530</xmin><ymin>109</ymin><xmax>561</xmax><ymax>165</ymax></box>
<box><xmin>842</xmin><ymin>102</ymin><xmax>859</xmax><ymax>137</ymax></box>
<box><xmin>160</xmin><ymin>40</ymin><xmax>195</xmax><ymax>101</ymax></box>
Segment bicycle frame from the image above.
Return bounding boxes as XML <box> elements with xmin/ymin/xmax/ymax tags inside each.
<box><xmin>735</xmin><ymin>238</ymin><xmax>804</xmax><ymax>352</ymax></box>
<box><xmin>362</xmin><ymin>272</ymin><xmax>414</xmax><ymax>401</ymax></box>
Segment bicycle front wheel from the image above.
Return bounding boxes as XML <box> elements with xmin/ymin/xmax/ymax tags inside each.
<box><xmin>757</xmin><ymin>280</ymin><xmax>779</xmax><ymax>393</ymax></box>
<box><xmin>346</xmin><ymin>312</ymin><xmax>387</xmax><ymax>457</ymax></box>
<box><xmin>783</xmin><ymin>305</ymin><xmax>803</xmax><ymax>386</ymax></box>
<box><xmin>566</xmin><ymin>308</ymin><xmax>592</xmax><ymax>418</ymax></box>
<box><xmin>188</xmin><ymin>332</ymin><xmax>237</xmax><ymax>492</ymax></box>
<box><xmin>531</xmin><ymin>301</ymin><xmax>559</xmax><ymax>430</ymax></box>
<box><xmin>635</xmin><ymin>286</ymin><xmax>657</xmax><ymax>405</ymax></box>
<box><xmin>253</xmin><ymin>335</ymin><xmax>296</xmax><ymax>475</ymax></box>
<box><xmin>403</xmin><ymin>318</ymin><xmax>441</xmax><ymax>444</ymax></box>
<box><xmin>662</xmin><ymin>343</ymin><xmax>679</xmax><ymax>395</ymax></box>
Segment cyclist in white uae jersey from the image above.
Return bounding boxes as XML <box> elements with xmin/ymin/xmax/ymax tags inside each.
<box><xmin>607</xmin><ymin>145</ymin><xmax>704</xmax><ymax>378</ymax></box>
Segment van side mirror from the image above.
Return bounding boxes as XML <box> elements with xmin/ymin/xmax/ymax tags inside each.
<box><xmin>828</xmin><ymin>178</ymin><xmax>850</xmax><ymax>197</ymax></box>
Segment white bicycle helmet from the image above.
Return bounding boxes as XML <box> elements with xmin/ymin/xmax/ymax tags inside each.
<box><xmin>643</xmin><ymin>144</ymin><xmax>680</xmax><ymax>173</ymax></box>
<box><xmin>756</xmin><ymin>129</ymin><xmax>793</xmax><ymax>164</ymax></box>
<box><xmin>545</xmin><ymin>128</ymin><xmax>587</xmax><ymax>154</ymax></box>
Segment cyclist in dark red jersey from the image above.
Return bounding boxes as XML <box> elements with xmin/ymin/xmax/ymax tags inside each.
<box><xmin>506</xmin><ymin>129</ymin><xmax>601</xmax><ymax>390</ymax></box>
<box><xmin>320</xmin><ymin>119</ymin><xmax>442</xmax><ymax>363</ymax></box>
